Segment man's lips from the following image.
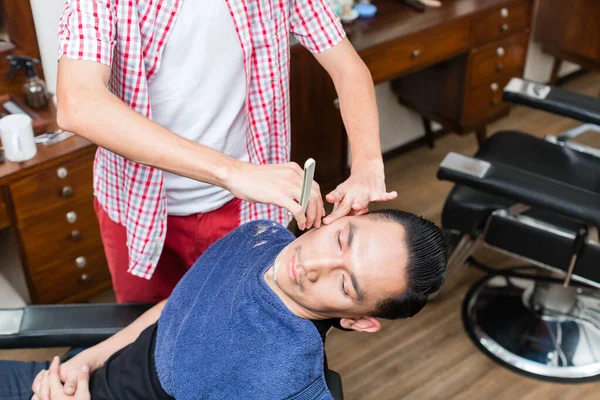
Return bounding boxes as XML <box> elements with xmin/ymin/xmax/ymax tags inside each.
<box><xmin>288</xmin><ymin>254</ymin><xmax>298</xmax><ymax>285</ymax></box>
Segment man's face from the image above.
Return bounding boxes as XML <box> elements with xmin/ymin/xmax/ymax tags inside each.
<box><xmin>272</xmin><ymin>215</ymin><xmax>408</xmax><ymax>319</ymax></box>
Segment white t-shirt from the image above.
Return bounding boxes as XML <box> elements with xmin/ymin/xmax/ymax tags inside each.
<box><xmin>148</xmin><ymin>0</ymin><xmax>248</xmax><ymax>215</ymax></box>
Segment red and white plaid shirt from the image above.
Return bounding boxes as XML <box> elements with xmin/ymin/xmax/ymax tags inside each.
<box><xmin>57</xmin><ymin>0</ymin><xmax>345</xmax><ymax>279</ymax></box>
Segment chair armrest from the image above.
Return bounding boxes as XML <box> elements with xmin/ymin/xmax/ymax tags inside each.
<box><xmin>0</xmin><ymin>303</ymin><xmax>153</xmax><ymax>349</ymax></box>
<box><xmin>503</xmin><ymin>78</ymin><xmax>600</xmax><ymax>125</ymax></box>
<box><xmin>437</xmin><ymin>152</ymin><xmax>600</xmax><ymax>228</ymax></box>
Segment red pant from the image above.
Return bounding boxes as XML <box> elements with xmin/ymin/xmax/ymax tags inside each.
<box><xmin>94</xmin><ymin>198</ymin><xmax>241</xmax><ymax>303</ymax></box>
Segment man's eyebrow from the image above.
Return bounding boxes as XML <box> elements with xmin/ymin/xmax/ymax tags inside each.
<box><xmin>350</xmin><ymin>272</ymin><xmax>364</xmax><ymax>302</ymax></box>
<box><xmin>347</xmin><ymin>222</ymin><xmax>356</xmax><ymax>249</ymax></box>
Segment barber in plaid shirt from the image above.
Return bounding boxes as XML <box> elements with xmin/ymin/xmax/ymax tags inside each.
<box><xmin>56</xmin><ymin>0</ymin><xmax>397</xmax><ymax>303</ymax></box>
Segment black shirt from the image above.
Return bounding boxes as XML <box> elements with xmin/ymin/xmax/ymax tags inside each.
<box><xmin>89</xmin><ymin>323</ymin><xmax>173</xmax><ymax>400</ymax></box>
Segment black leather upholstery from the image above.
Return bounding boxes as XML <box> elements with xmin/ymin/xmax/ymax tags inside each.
<box><xmin>440</xmin><ymin>130</ymin><xmax>600</xmax><ymax>280</ymax></box>
<box><xmin>0</xmin><ymin>303</ymin><xmax>153</xmax><ymax>349</ymax></box>
<box><xmin>503</xmin><ymin>79</ymin><xmax>600</xmax><ymax>126</ymax></box>
<box><xmin>441</xmin><ymin>130</ymin><xmax>600</xmax><ymax>232</ymax></box>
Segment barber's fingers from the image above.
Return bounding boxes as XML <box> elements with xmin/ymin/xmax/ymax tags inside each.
<box><xmin>284</xmin><ymin>196</ymin><xmax>306</xmax><ymax>230</ymax></box>
<box><xmin>314</xmin><ymin>182</ymin><xmax>324</xmax><ymax>229</ymax></box>
<box><xmin>350</xmin><ymin>204</ymin><xmax>369</xmax><ymax>216</ymax></box>
<box><xmin>326</xmin><ymin>186</ymin><xmax>345</xmax><ymax>205</ymax></box>
<box><xmin>349</xmin><ymin>192</ymin><xmax>371</xmax><ymax>214</ymax></box>
<box><xmin>306</xmin><ymin>181</ymin><xmax>324</xmax><ymax>229</ymax></box>
<box><xmin>324</xmin><ymin>199</ymin><xmax>353</xmax><ymax>225</ymax></box>
<box><xmin>289</xmin><ymin>162</ymin><xmax>304</xmax><ymax>177</ymax></box>
<box><xmin>74</xmin><ymin>367</ymin><xmax>90</xmax><ymax>400</ymax></box>
<box><xmin>304</xmin><ymin>195</ymin><xmax>317</xmax><ymax>230</ymax></box>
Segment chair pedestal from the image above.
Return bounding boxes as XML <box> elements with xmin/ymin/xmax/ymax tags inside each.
<box><xmin>463</xmin><ymin>267</ymin><xmax>600</xmax><ymax>382</ymax></box>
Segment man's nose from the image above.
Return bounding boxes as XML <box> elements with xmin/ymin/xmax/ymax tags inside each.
<box><xmin>303</xmin><ymin>256</ymin><xmax>342</xmax><ymax>283</ymax></box>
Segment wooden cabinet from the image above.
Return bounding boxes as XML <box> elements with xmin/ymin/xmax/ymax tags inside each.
<box><xmin>391</xmin><ymin>0</ymin><xmax>533</xmax><ymax>144</ymax></box>
<box><xmin>360</xmin><ymin>18</ymin><xmax>471</xmax><ymax>83</ymax></box>
<box><xmin>0</xmin><ymin>190</ymin><xmax>9</xmax><ymax>230</ymax></box>
<box><xmin>467</xmin><ymin>32</ymin><xmax>529</xmax><ymax>89</ymax></box>
<box><xmin>10</xmin><ymin>156</ymin><xmax>94</xmax><ymax>222</ymax></box>
<box><xmin>471</xmin><ymin>0</ymin><xmax>531</xmax><ymax>46</ymax></box>
<box><xmin>3</xmin><ymin>147</ymin><xmax>111</xmax><ymax>304</ymax></box>
<box><xmin>533</xmin><ymin>0</ymin><xmax>600</xmax><ymax>83</ymax></box>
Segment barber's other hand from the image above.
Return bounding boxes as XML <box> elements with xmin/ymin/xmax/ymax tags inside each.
<box><xmin>225</xmin><ymin>161</ymin><xmax>324</xmax><ymax>230</ymax></box>
<box><xmin>32</xmin><ymin>349</ymin><xmax>99</xmax><ymax>397</ymax></box>
<box><xmin>323</xmin><ymin>159</ymin><xmax>396</xmax><ymax>225</ymax></box>
<box><xmin>31</xmin><ymin>356</ymin><xmax>90</xmax><ymax>400</ymax></box>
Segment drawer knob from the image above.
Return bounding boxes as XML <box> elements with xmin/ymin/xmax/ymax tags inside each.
<box><xmin>491</xmin><ymin>83</ymin><xmax>499</xmax><ymax>92</ymax></box>
<box><xmin>496</xmin><ymin>64</ymin><xmax>504</xmax><ymax>72</ymax></box>
<box><xmin>500</xmin><ymin>7</ymin><xmax>509</xmax><ymax>18</ymax></box>
<box><xmin>66</xmin><ymin>211</ymin><xmax>78</xmax><ymax>224</ymax></box>
<box><xmin>496</xmin><ymin>47</ymin><xmax>505</xmax><ymax>57</ymax></box>
<box><xmin>62</xmin><ymin>186</ymin><xmax>74</xmax><ymax>198</ymax></box>
<box><xmin>71</xmin><ymin>230</ymin><xmax>82</xmax><ymax>241</ymax></box>
<box><xmin>492</xmin><ymin>99</ymin><xmax>500</xmax><ymax>107</ymax></box>
<box><xmin>333</xmin><ymin>98</ymin><xmax>340</xmax><ymax>109</ymax></box>
<box><xmin>75</xmin><ymin>256</ymin><xmax>87</xmax><ymax>268</ymax></box>
<box><xmin>56</xmin><ymin>167</ymin><xmax>68</xmax><ymax>179</ymax></box>
<box><xmin>79</xmin><ymin>273</ymin><xmax>91</xmax><ymax>285</ymax></box>
<box><xmin>411</xmin><ymin>49</ymin><xmax>421</xmax><ymax>58</ymax></box>
<box><xmin>500</xmin><ymin>24</ymin><xmax>509</xmax><ymax>32</ymax></box>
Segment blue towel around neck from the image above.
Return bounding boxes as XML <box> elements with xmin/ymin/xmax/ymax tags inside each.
<box><xmin>154</xmin><ymin>220</ymin><xmax>333</xmax><ymax>400</ymax></box>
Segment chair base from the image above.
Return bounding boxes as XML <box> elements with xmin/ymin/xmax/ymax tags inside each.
<box><xmin>463</xmin><ymin>266</ymin><xmax>600</xmax><ymax>383</ymax></box>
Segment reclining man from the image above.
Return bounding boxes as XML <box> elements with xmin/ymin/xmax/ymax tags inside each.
<box><xmin>1</xmin><ymin>209</ymin><xmax>447</xmax><ymax>399</ymax></box>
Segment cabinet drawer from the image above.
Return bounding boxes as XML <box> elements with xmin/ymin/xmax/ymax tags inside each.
<box><xmin>0</xmin><ymin>190</ymin><xmax>9</xmax><ymax>229</ymax></box>
<box><xmin>31</xmin><ymin>248</ymin><xmax>110</xmax><ymax>304</ymax></box>
<box><xmin>462</xmin><ymin>75</ymin><xmax>514</xmax><ymax>124</ymax></box>
<box><xmin>360</xmin><ymin>18</ymin><xmax>471</xmax><ymax>83</ymax></box>
<box><xmin>10</xmin><ymin>154</ymin><xmax>94</xmax><ymax>222</ymax></box>
<box><xmin>468</xmin><ymin>32</ymin><xmax>529</xmax><ymax>88</ymax></box>
<box><xmin>472</xmin><ymin>1</ymin><xmax>531</xmax><ymax>47</ymax></box>
<box><xmin>20</xmin><ymin>199</ymin><xmax>102</xmax><ymax>273</ymax></box>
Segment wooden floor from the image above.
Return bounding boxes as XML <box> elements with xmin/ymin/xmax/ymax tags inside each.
<box><xmin>2</xmin><ymin>72</ymin><xmax>599</xmax><ymax>399</ymax></box>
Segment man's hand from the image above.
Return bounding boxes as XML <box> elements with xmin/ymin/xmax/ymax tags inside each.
<box><xmin>32</xmin><ymin>357</ymin><xmax>91</xmax><ymax>400</ymax></box>
<box><xmin>225</xmin><ymin>161</ymin><xmax>324</xmax><ymax>230</ymax></box>
<box><xmin>323</xmin><ymin>160</ymin><xmax>397</xmax><ymax>225</ymax></box>
<box><xmin>32</xmin><ymin>348</ymin><xmax>100</xmax><ymax>397</ymax></box>
<box><xmin>313</xmin><ymin>39</ymin><xmax>396</xmax><ymax>224</ymax></box>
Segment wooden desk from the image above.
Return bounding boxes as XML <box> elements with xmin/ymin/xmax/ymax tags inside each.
<box><xmin>0</xmin><ymin>102</ymin><xmax>111</xmax><ymax>304</ymax></box>
<box><xmin>290</xmin><ymin>0</ymin><xmax>533</xmax><ymax>193</ymax></box>
<box><xmin>533</xmin><ymin>0</ymin><xmax>600</xmax><ymax>85</ymax></box>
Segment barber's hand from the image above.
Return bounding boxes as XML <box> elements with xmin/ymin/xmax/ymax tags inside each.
<box><xmin>32</xmin><ymin>350</ymin><xmax>99</xmax><ymax>397</ymax></box>
<box><xmin>323</xmin><ymin>159</ymin><xmax>397</xmax><ymax>225</ymax></box>
<box><xmin>225</xmin><ymin>161</ymin><xmax>324</xmax><ymax>230</ymax></box>
<box><xmin>31</xmin><ymin>356</ymin><xmax>90</xmax><ymax>400</ymax></box>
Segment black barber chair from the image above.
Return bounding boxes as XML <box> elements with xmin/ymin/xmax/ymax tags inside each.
<box><xmin>437</xmin><ymin>77</ymin><xmax>600</xmax><ymax>382</ymax></box>
<box><xmin>0</xmin><ymin>303</ymin><xmax>344</xmax><ymax>398</ymax></box>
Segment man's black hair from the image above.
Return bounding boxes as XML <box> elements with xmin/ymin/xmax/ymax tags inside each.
<box><xmin>367</xmin><ymin>209</ymin><xmax>448</xmax><ymax>320</ymax></box>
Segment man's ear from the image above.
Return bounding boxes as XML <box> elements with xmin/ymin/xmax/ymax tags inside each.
<box><xmin>339</xmin><ymin>316</ymin><xmax>381</xmax><ymax>333</ymax></box>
